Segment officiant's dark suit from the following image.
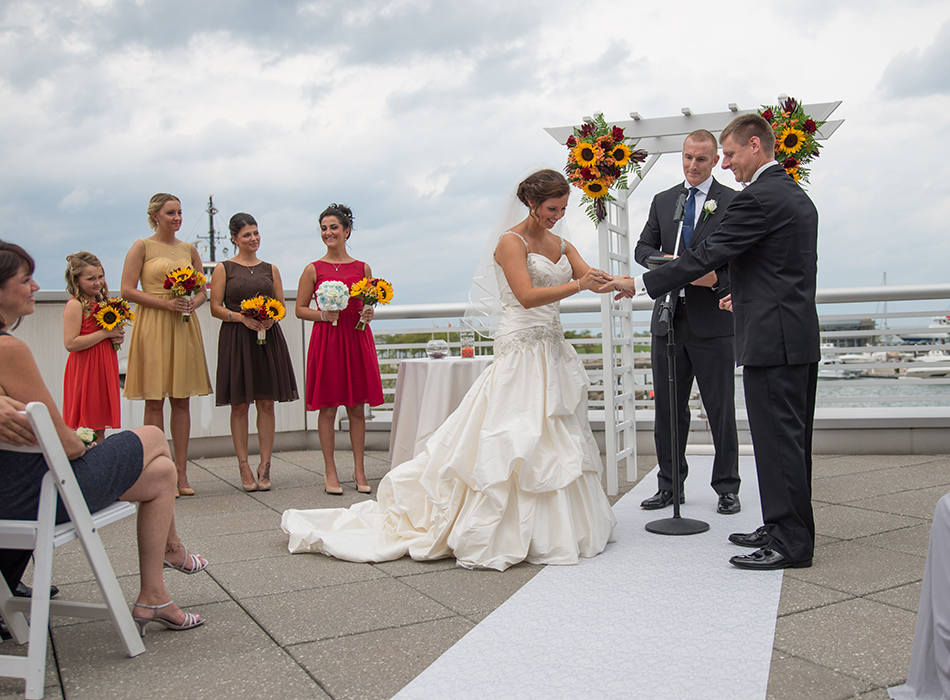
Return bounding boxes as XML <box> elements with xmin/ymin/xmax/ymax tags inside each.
<box><xmin>634</xmin><ymin>131</ymin><xmax>740</xmax><ymax>514</ymax></box>
<box><xmin>641</xmin><ymin>114</ymin><xmax>819</xmax><ymax>569</ymax></box>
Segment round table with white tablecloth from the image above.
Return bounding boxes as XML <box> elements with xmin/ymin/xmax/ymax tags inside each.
<box><xmin>388</xmin><ymin>357</ymin><xmax>493</xmax><ymax>470</ymax></box>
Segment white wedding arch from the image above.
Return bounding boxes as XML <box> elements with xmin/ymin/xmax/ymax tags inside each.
<box><xmin>544</xmin><ymin>98</ymin><xmax>844</xmax><ymax>495</ymax></box>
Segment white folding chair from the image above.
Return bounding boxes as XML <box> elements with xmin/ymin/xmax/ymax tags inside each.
<box><xmin>0</xmin><ymin>402</ymin><xmax>144</xmax><ymax>699</ymax></box>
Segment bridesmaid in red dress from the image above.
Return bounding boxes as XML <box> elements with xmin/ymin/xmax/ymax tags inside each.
<box><xmin>62</xmin><ymin>251</ymin><xmax>124</xmax><ymax>443</ymax></box>
<box><xmin>295</xmin><ymin>204</ymin><xmax>383</xmax><ymax>495</ymax></box>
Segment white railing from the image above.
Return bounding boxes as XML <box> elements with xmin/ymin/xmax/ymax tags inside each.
<box><xmin>18</xmin><ymin>283</ymin><xmax>950</xmax><ymax>448</ymax></box>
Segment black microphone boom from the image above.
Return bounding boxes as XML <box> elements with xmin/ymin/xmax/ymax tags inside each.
<box><xmin>672</xmin><ymin>191</ymin><xmax>688</xmax><ymax>224</ymax></box>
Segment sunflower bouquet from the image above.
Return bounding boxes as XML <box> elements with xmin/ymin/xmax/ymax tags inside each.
<box><xmin>163</xmin><ymin>266</ymin><xmax>207</xmax><ymax>322</ymax></box>
<box><xmin>759</xmin><ymin>96</ymin><xmax>825</xmax><ymax>185</ymax></box>
<box><xmin>95</xmin><ymin>297</ymin><xmax>135</xmax><ymax>350</ymax></box>
<box><xmin>315</xmin><ymin>280</ymin><xmax>349</xmax><ymax>327</ymax></box>
<box><xmin>564</xmin><ymin>114</ymin><xmax>648</xmax><ymax>224</ymax></box>
<box><xmin>239</xmin><ymin>295</ymin><xmax>286</xmax><ymax>345</ymax></box>
<box><xmin>349</xmin><ymin>277</ymin><xmax>394</xmax><ymax>331</ymax></box>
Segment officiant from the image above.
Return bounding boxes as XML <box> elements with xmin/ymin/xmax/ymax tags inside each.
<box><xmin>634</xmin><ymin>129</ymin><xmax>740</xmax><ymax>515</ymax></box>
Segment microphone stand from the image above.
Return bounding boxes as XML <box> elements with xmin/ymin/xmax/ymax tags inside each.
<box><xmin>646</xmin><ymin>191</ymin><xmax>709</xmax><ymax>537</ymax></box>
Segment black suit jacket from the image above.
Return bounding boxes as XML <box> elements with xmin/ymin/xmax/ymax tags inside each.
<box><xmin>634</xmin><ymin>179</ymin><xmax>737</xmax><ymax>337</ymax></box>
<box><xmin>643</xmin><ymin>164</ymin><xmax>820</xmax><ymax>367</ymax></box>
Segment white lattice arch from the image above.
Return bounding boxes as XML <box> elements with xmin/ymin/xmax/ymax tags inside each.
<box><xmin>544</xmin><ymin>99</ymin><xmax>843</xmax><ymax>495</ymax></box>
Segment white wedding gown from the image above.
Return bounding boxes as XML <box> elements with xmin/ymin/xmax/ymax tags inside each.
<box><xmin>281</xmin><ymin>236</ymin><xmax>617</xmax><ymax>571</ymax></box>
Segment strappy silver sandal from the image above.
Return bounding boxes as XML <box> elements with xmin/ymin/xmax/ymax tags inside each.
<box><xmin>162</xmin><ymin>542</ymin><xmax>208</xmax><ymax>574</ymax></box>
<box><xmin>132</xmin><ymin>601</ymin><xmax>204</xmax><ymax>637</ymax></box>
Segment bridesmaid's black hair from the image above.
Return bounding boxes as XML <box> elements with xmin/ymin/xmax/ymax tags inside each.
<box><xmin>228</xmin><ymin>213</ymin><xmax>258</xmax><ymax>242</ymax></box>
<box><xmin>0</xmin><ymin>240</ymin><xmax>35</xmax><ymax>330</ymax></box>
<box><xmin>319</xmin><ymin>203</ymin><xmax>354</xmax><ymax>236</ymax></box>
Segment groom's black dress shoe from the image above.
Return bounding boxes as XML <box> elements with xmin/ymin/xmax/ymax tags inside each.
<box><xmin>717</xmin><ymin>493</ymin><xmax>741</xmax><ymax>515</ymax></box>
<box><xmin>14</xmin><ymin>582</ymin><xmax>59</xmax><ymax>599</ymax></box>
<box><xmin>728</xmin><ymin>526</ymin><xmax>772</xmax><ymax>549</ymax></box>
<box><xmin>640</xmin><ymin>490</ymin><xmax>684</xmax><ymax>510</ymax></box>
<box><xmin>730</xmin><ymin>547</ymin><xmax>812</xmax><ymax>570</ymax></box>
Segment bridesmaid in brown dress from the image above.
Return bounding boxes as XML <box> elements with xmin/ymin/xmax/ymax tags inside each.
<box><xmin>210</xmin><ymin>213</ymin><xmax>298</xmax><ymax>491</ymax></box>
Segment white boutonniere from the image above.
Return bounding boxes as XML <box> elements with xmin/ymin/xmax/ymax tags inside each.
<box><xmin>702</xmin><ymin>199</ymin><xmax>718</xmax><ymax>221</ymax></box>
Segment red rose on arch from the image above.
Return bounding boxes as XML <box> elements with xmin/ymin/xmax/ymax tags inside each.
<box><xmin>783</xmin><ymin>156</ymin><xmax>799</xmax><ymax>170</ymax></box>
<box><xmin>761</xmin><ymin>108</ymin><xmax>773</xmax><ymax>122</ymax></box>
<box><xmin>803</xmin><ymin>119</ymin><xmax>817</xmax><ymax>133</ymax></box>
<box><xmin>566</xmin><ymin>135</ymin><xmax>577</xmax><ymax>147</ymax></box>
<box><xmin>580</xmin><ymin>167</ymin><xmax>595</xmax><ymax>180</ymax></box>
<box><xmin>611</xmin><ymin>125</ymin><xmax>624</xmax><ymax>141</ymax></box>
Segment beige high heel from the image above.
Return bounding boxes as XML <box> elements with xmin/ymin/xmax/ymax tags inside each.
<box><xmin>257</xmin><ymin>461</ymin><xmax>271</xmax><ymax>491</ymax></box>
<box><xmin>239</xmin><ymin>460</ymin><xmax>257</xmax><ymax>492</ymax></box>
<box><xmin>353</xmin><ymin>472</ymin><xmax>372</xmax><ymax>494</ymax></box>
<box><xmin>323</xmin><ymin>474</ymin><xmax>343</xmax><ymax>496</ymax></box>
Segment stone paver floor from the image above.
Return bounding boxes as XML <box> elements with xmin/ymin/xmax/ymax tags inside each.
<box><xmin>1</xmin><ymin>450</ymin><xmax>945</xmax><ymax>700</ymax></box>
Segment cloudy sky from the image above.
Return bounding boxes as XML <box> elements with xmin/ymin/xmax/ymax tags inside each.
<box><xmin>3</xmin><ymin>0</ymin><xmax>949</xmax><ymax>310</ymax></box>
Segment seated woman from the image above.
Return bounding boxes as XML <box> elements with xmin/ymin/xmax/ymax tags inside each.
<box><xmin>0</xmin><ymin>241</ymin><xmax>205</xmax><ymax>636</ymax></box>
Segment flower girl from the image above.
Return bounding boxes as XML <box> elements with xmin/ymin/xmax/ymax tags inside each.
<box><xmin>62</xmin><ymin>252</ymin><xmax>126</xmax><ymax>443</ymax></box>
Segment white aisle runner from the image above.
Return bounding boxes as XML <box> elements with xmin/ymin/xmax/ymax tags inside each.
<box><xmin>394</xmin><ymin>456</ymin><xmax>782</xmax><ymax>700</ymax></box>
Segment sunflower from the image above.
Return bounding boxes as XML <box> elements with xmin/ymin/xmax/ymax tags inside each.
<box><xmin>95</xmin><ymin>305</ymin><xmax>121</xmax><ymax>330</ymax></box>
<box><xmin>582</xmin><ymin>180</ymin><xmax>609</xmax><ymax>199</ymax></box>
<box><xmin>572</xmin><ymin>142</ymin><xmax>598</xmax><ymax>168</ymax></box>
<box><xmin>376</xmin><ymin>280</ymin><xmax>394</xmax><ymax>304</ymax></box>
<box><xmin>778</xmin><ymin>128</ymin><xmax>807</xmax><ymax>155</ymax></box>
<box><xmin>608</xmin><ymin>143</ymin><xmax>632</xmax><ymax>167</ymax></box>
<box><xmin>350</xmin><ymin>279</ymin><xmax>368</xmax><ymax>297</ymax></box>
<box><xmin>240</xmin><ymin>296</ymin><xmax>265</xmax><ymax>313</ymax></box>
<box><xmin>264</xmin><ymin>298</ymin><xmax>286</xmax><ymax>321</ymax></box>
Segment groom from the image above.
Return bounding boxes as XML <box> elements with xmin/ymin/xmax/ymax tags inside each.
<box><xmin>634</xmin><ymin>129</ymin><xmax>740</xmax><ymax>515</ymax></box>
<box><xmin>608</xmin><ymin>113</ymin><xmax>819</xmax><ymax>570</ymax></box>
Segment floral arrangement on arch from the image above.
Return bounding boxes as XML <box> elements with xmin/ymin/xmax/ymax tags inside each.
<box><xmin>240</xmin><ymin>295</ymin><xmax>286</xmax><ymax>344</ymax></box>
<box><xmin>759</xmin><ymin>96</ymin><xmax>825</xmax><ymax>185</ymax></box>
<box><xmin>94</xmin><ymin>297</ymin><xmax>135</xmax><ymax>350</ymax></box>
<box><xmin>350</xmin><ymin>277</ymin><xmax>394</xmax><ymax>331</ymax></box>
<box><xmin>564</xmin><ymin>114</ymin><xmax>648</xmax><ymax>224</ymax></box>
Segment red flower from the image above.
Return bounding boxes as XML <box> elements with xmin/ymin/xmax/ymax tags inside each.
<box><xmin>181</xmin><ymin>277</ymin><xmax>196</xmax><ymax>292</ymax></box>
<box><xmin>566</xmin><ymin>135</ymin><xmax>577</xmax><ymax>147</ymax></box>
<box><xmin>782</xmin><ymin>97</ymin><xmax>798</xmax><ymax>114</ymax></box>
<box><xmin>631</xmin><ymin>149</ymin><xmax>648</xmax><ymax>163</ymax></box>
<box><xmin>580</xmin><ymin>167</ymin><xmax>595</xmax><ymax>180</ymax></box>
<box><xmin>579</xmin><ymin>122</ymin><xmax>595</xmax><ymax>137</ymax></box>
<box><xmin>783</xmin><ymin>156</ymin><xmax>799</xmax><ymax>170</ymax></box>
<box><xmin>611</xmin><ymin>125</ymin><xmax>624</xmax><ymax>141</ymax></box>
<box><xmin>761</xmin><ymin>108</ymin><xmax>773</xmax><ymax>122</ymax></box>
<box><xmin>163</xmin><ymin>278</ymin><xmax>173</xmax><ymax>289</ymax></box>
<box><xmin>803</xmin><ymin>119</ymin><xmax>816</xmax><ymax>133</ymax></box>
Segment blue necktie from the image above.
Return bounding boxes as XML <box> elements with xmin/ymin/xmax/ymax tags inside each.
<box><xmin>682</xmin><ymin>187</ymin><xmax>698</xmax><ymax>250</ymax></box>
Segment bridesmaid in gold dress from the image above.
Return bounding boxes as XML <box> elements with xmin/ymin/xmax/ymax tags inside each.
<box><xmin>121</xmin><ymin>194</ymin><xmax>213</xmax><ymax>495</ymax></box>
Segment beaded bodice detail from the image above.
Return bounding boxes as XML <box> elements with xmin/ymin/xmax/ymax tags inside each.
<box><xmin>493</xmin><ymin>233</ymin><xmax>571</xmax><ymax>358</ymax></box>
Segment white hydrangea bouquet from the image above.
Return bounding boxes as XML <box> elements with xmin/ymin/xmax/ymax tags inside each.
<box><xmin>315</xmin><ymin>280</ymin><xmax>350</xmax><ymax>326</ymax></box>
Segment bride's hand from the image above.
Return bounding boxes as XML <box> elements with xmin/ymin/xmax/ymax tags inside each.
<box><xmin>578</xmin><ymin>267</ymin><xmax>611</xmax><ymax>291</ymax></box>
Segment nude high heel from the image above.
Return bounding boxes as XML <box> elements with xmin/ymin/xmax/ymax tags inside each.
<box><xmin>239</xmin><ymin>460</ymin><xmax>258</xmax><ymax>492</ymax></box>
<box><xmin>353</xmin><ymin>472</ymin><xmax>372</xmax><ymax>494</ymax></box>
<box><xmin>257</xmin><ymin>461</ymin><xmax>271</xmax><ymax>491</ymax></box>
<box><xmin>323</xmin><ymin>474</ymin><xmax>343</xmax><ymax>495</ymax></box>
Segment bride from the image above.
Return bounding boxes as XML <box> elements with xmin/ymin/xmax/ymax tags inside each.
<box><xmin>281</xmin><ymin>169</ymin><xmax>617</xmax><ymax>571</ymax></box>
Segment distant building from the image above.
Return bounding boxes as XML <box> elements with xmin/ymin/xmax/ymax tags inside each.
<box><xmin>819</xmin><ymin>319</ymin><xmax>876</xmax><ymax>348</ymax></box>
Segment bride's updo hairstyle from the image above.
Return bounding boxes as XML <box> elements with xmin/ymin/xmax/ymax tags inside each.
<box><xmin>319</xmin><ymin>203</ymin><xmax>354</xmax><ymax>240</ymax></box>
<box><xmin>516</xmin><ymin>169</ymin><xmax>570</xmax><ymax>211</ymax></box>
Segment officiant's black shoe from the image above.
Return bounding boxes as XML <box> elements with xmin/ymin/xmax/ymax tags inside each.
<box><xmin>640</xmin><ymin>490</ymin><xmax>684</xmax><ymax>510</ymax></box>
<box><xmin>717</xmin><ymin>493</ymin><xmax>741</xmax><ymax>515</ymax></box>
<box><xmin>729</xmin><ymin>547</ymin><xmax>812</xmax><ymax>570</ymax></box>
<box><xmin>14</xmin><ymin>582</ymin><xmax>59</xmax><ymax>599</ymax></box>
<box><xmin>728</xmin><ymin>526</ymin><xmax>771</xmax><ymax>549</ymax></box>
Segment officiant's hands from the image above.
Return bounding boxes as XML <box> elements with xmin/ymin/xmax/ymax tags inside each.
<box><xmin>719</xmin><ymin>294</ymin><xmax>733</xmax><ymax>312</ymax></box>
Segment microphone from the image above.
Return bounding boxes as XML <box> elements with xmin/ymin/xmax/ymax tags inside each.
<box><xmin>672</xmin><ymin>191</ymin><xmax>688</xmax><ymax>224</ymax></box>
